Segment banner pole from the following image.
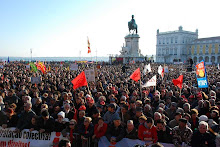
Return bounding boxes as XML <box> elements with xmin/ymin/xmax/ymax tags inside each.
<box><xmin>140</xmin><ymin>67</ymin><xmax>143</xmax><ymax>99</ymax></box>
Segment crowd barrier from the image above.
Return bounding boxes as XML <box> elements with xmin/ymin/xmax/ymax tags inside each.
<box><xmin>0</xmin><ymin>127</ymin><xmax>179</xmax><ymax>147</ymax></box>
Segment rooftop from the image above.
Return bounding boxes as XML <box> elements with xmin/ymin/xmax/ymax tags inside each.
<box><xmin>194</xmin><ymin>36</ymin><xmax>220</xmax><ymax>41</ymax></box>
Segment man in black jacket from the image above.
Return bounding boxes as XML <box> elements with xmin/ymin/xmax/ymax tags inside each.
<box><xmin>191</xmin><ymin>121</ymin><xmax>215</xmax><ymax>147</ymax></box>
<box><xmin>125</xmin><ymin>120</ymin><xmax>138</xmax><ymax>139</ymax></box>
<box><xmin>156</xmin><ymin>119</ymin><xmax>172</xmax><ymax>143</ymax></box>
<box><xmin>15</xmin><ymin>102</ymin><xmax>35</xmax><ymax>133</ymax></box>
<box><xmin>106</xmin><ymin>115</ymin><xmax>125</xmax><ymax>143</ymax></box>
<box><xmin>37</xmin><ymin>109</ymin><xmax>55</xmax><ymax>133</ymax></box>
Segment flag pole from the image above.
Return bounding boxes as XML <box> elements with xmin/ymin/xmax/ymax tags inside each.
<box><xmin>140</xmin><ymin>66</ymin><xmax>143</xmax><ymax>99</ymax></box>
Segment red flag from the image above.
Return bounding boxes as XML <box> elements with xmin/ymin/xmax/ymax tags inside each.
<box><xmin>161</xmin><ymin>67</ymin><xmax>164</xmax><ymax>79</ymax></box>
<box><xmin>71</xmin><ymin>71</ymin><xmax>88</xmax><ymax>90</ymax></box>
<box><xmin>88</xmin><ymin>37</ymin><xmax>91</xmax><ymax>54</ymax></box>
<box><xmin>130</xmin><ymin>68</ymin><xmax>140</xmax><ymax>82</ymax></box>
<box><xmin>172</xmin><ymin>75</ymin><xmax>183</xmax><ymax>89</ymax></box>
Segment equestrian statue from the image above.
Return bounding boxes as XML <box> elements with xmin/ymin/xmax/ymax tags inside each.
<box><xmin>128</xmin><ymin>15</ymin><xmax>138</xmax><ymax>34</ymax></box>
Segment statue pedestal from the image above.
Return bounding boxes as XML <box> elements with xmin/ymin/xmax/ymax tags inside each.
<box><xmin>120</xmin><ymin>34</ymin><xmax>143</xmax><ymax>64</ymax></box>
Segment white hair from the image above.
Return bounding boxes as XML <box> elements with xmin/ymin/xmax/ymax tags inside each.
<box><xmin>199</xmin><ymin>121</ymin><xmax>208</xmax><ymax>130</ymax></box>
<box><xmin>154</xmin><ymin>112</ymin><xmax>162</xmax><ymax>118</ymax></box>
<box><xmin>127</xmin><ymin>120</ymin><xmax>134</xmax><ymax>125</ymax></box>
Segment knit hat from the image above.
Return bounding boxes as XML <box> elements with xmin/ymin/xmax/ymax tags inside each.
<box><xmin>58</xmin><ymin>111</ymin><xmax>65</xmax><ymax>118</ymax></box>
<box><xmin>199</xmin><ymin>115</ymin><xmax>208</xmax><ymax>122</ymax></box>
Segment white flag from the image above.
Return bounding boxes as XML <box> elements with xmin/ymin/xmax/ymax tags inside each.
<box><xmin>158</xmin><ymin>65</ymin><xmax>163</xmax><ymax>75</ymax></box>
<box><xmin>218</xmin><ymin>64</ymin><xmax>219</xmax><ymax>70</ymax></box>
<box><xmin>143</xmin><ymin>64</ymin><xmax>151</xmax><ymax>74</ymax></box>
<box><xmin>142</xmin><ymin>75</ymin><xmax>156</xmax><ymax>87</ymax></box>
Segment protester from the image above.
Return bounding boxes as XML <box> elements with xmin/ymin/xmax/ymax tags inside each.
<box><xmin>172</xmin><ymin>118</ymin><xmax>193</xmax><ymax>147</ymax></box>
<box><xmin>191</xmin><ymin>121</ymin><xmax>215</xmax><ymax>147</ymax></box>
<box><xmin>0</xmin><ymin>61</ymin><xmax>219</xmax><ymax>147</ymax></box>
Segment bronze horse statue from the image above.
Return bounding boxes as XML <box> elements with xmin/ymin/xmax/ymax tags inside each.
<box><xmin>128</xmin><ymin>15</ymin><xmax>138</xmax><ymax>34</ymax></box>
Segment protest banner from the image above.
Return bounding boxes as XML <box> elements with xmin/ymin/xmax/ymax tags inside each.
<box><xmin>195</xmin><ymin>60</ymin><xmax>208</xmax><ymax>88</ymax></box>
<box><xmin>98</xmin><ymin>136</ymin><xmax>175</xmax><ymax>147</ymax></box>
<box><xmin>70</xmin><ymin>64</ymin><xmax>78</xmax><ymax>71</ymax></box>
<box><xmin>142</xmin><ymin>75</ymin><xmax>156</xmax><ymax>87</ymax></box>
<box><xmin>0</xmin><ymin>127</ymin><xmax>63</xmax><ymax>147</ymax></box>
<box><xmin>84</xmin><ymin>68</ymin><xmax>95</xmax><ymax>82</ymax></box>
<box><xmin>31</xmin><ymin>77</ymin><xmax>41</xmax><ymax>84</ymax></box>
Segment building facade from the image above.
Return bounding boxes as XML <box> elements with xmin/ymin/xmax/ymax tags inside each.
<box><xmin>156</xmin><ymin>26</ymin><xmax>198</xmax><ymax>63</ymax></box>
<box><xmin>156</xmin><ymin>26</ymin><xmax>220</xmax><ymax>64</ymax></box>
<box><xmin>187</xmin><ymin>36</ymin><xmax>220</xmax><ymax>64</ymax></box>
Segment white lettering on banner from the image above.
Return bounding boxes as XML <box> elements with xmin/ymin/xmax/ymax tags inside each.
<box><xmin>0</xmin><ymin>127</ymin><xmax>63</xmax><ymax>147</ymax></box>
<box><xmin>198</xmin><ymin>80</ymin><xmax>207</xmax><ymax>86</ymax></box>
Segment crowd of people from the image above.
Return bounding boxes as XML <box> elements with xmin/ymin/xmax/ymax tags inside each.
<box><xmin>0</xmin><ymin>61</ymin><xmax>220</xmax><ymax>147</ymax></box>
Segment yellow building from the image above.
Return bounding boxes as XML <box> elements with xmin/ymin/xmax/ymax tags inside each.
<box><xmin>188</xmin><ymin>36</ymin><xmax>220</xmax><ymax>64</ymax></box>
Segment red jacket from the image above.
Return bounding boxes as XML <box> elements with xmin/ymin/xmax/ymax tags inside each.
<box><xmin>138</xmin><ymin>124</ymin><xmax>158</xmax><ymax>143</ymax></box>
<box><xmin>94</xmin><ymin>123</ymin><xmax>107</xmax><ymax>138</ymax></box>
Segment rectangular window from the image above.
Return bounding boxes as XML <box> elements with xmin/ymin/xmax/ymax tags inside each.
<box><xmin>175</xmin><ymin>37</ymin><xmax>178</xmax><ymax>43</ymax></box>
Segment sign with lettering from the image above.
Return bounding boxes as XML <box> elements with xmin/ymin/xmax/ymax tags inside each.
<box><xmin>0</xmin><ymin>127</ymin><xmax>63</xmax><ymax>147</ymax></box>
<box><xmin>195</xmin><ymin>60</ymin><xmax>208</xmax><ymax>88</ymax></box>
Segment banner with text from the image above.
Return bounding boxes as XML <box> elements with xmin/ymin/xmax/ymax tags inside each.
<box><xmin>98</xmin><ymin>136</ymin><xmax>175</xmax><ymax>147</ymax></box>
<box><xmin>0</xmin><ymin>127</ymin><xmax>63</xmax><ymax>147</ymax></box>
<box><xmin>195</xmin><ymin>60</ymin><xmax>208</xmax><ymax>88</ymax></box>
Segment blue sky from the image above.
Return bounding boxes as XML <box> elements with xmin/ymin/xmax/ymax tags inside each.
<box><xmin>1</xmin><ymin>0</ymin><xmax>220</xmax><ymax>57</ymax></box>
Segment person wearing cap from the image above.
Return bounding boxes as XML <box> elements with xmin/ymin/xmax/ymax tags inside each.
<box><xmin>172</xmin><ymin>118</ymin><xmax>193</xmax><ymax>147</ymax></box>
<box><xmin>156</xmin><ymin>119</ymin><xmax>172</xmax><ymax>143</ymax></box>
<box><xmin>191</xmin><ymin>121</ymin><xmax>215</xmax><ymax>147</ymax></box>
<box><xmin>103</xmin><ymin>103</ymin><xmax>119</xmax><ymax>124</ymax></box>
<box><xmin>37</xmin><ymin>109</ymin><xmax>55</xmax><ymax>133</ymax></box>
<box><xmin>105</xmin><ymin>114</ymin><xmax>125</xmax><ymax>143</ymax></box>
<box><xmin>138</xmin><ymin>117</ymin><xmax>158</xmax><ymax>145</ymax></box>
<box><xmin>125</xmin><ymin>120</ymin><xmax>138</xmax><ymax>139</ymax></box>
<box><xmin>168</xmin><ymin>112</ymin><xmax>182</xmax><ymax>128</ymax></box>
<box><xmin>166</xmin><ymin>102</ymin><xmax>177</xmax><ymax>120</ymax></box>
<box><xmin>55</xmin><ymin>111</ymin><xmax>69</xmax><ymax>132</ymax></box>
